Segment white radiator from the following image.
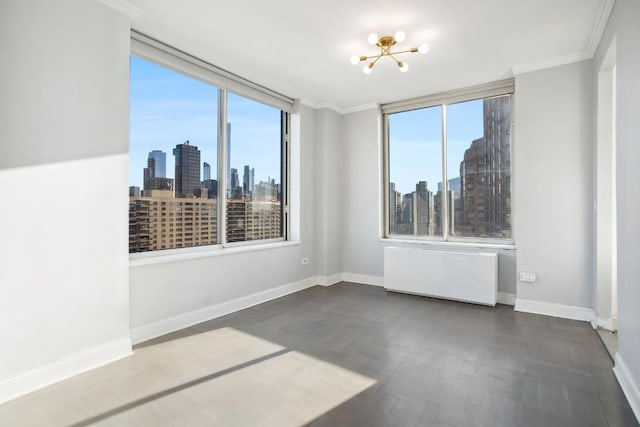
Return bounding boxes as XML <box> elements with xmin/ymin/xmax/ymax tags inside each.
<box><xmin>384</xmin><ymin>247</ymin><xmax>498</xmax><ymax>306</ymax></box>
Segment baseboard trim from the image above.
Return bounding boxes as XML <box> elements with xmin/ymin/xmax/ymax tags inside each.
<box><xmin>514</xmin><ymin>298</ymin><xmax>596</xmax><ymax>323</ymax></box>
<box><xmin>597</xmin><ymin>316</ymin><xmax>617</xmax><ymax>331</ymax></box>
<box><xmin>497</xmin><ymin>292</ymin><xmax>516</xmax><ymax>306</ymax></box>
<box><xmin>316</xmin><ymin>273</ymin><xmax>343</xmax><ymax>287</ymax></box>
<box><xmin>131</xmin><ymin>277</ymin><xmax>318</xmax><ymax>345</ymax></box>
<box><xmin>342</xmin><ymin>273</ymin><xmax>384</xmax><ymax>287</ymax></box>
<box><xmin>0</xmin><ymin>338</ymin><xmax>132</xmax><ymax>405</ymax></box>
<box><xmin>614</xmin><ymin>353</ymin><xmax>640</xmax><ymax>423</ymax></box>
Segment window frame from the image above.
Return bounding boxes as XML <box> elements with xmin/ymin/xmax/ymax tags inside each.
<box><xmin>129</xmin><ymin>32</ymin><xmax>292</xmax><ymax>258</ymax></box>
<box><xmin>382</xmin><ymin>79</ymin><xmax>515</xmax><ymax>246</ymax></box>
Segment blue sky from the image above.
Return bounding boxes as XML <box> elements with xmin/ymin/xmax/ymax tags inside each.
<box><xmin>389</xmin><ymin>99</ymin><xmax>484</xmax><ymax>196</ymax></box>
<box><xmin>130</xmin><ymin>55</ymin><xmax>485</xmax><ymax>196</ymax></box>
<box><xmin>129</xmin><ymin>56</ymin><xmax>281</xmax><ymax>189</ymax></box>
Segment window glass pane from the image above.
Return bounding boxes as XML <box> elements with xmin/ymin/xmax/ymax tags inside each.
<box><xmin>129</xmin><ymin>55</ymin><xmax>219</xmax><ymax>253</ymax></box>
<box><xmin>446</xmin><ymin>96</ymin><xmax>512</xmax><ymax>239</ymax></box>
<box><xmin>226</xmin><ymin>93</ymin><xmax>283</xmax><ymax>243</ymax></box>
<box><xmin>388</xmin><ymin>106</ymin><xmax>442</xmax><ymax>237</ymax></box>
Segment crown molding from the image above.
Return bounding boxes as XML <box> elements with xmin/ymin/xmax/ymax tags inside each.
<box><xmin>587</xmin><ymin>0</ymin><xmax>615</xmax><ymax>56</ymax></box>
<box><xmin>299</xmin><ymin>99</ymin><xmax>379</xmax><ymax>115</ymax></box>
<box><xmin>512</xmin><ymin>0</ymin><xmax>614</xmax><ymax>75</ymax></box>
<box><xmin>96</xmin><ymin>0</ymin><xmax>142</xmax><ymax>19</ymax></box>
<box><xmin>342</xmin><ymin>102</ymin><xmax>380</xmax><ymax>114</ymax></box>
<box><xmin>512</xmin><ymin>51</ymin><xmax>592</xmax><ymax>75</ymax></box>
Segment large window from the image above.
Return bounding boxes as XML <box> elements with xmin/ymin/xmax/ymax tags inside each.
<box><xmin>225</xmin><ymin>93</ymin><xmax>284</xmax><ymax>243</ymax></box>
<box><xmin>129</xmin><ymin>36</ymin><xmax>291</xmax><ymax>254</ymax></box>
<box><xmin>384</xmin><ymin>83</ymin><xmax>513</xmax><ymax>243</ymax></box>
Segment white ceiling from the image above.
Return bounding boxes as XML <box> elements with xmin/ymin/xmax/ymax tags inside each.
<box><xmin>117</xmin><ymin>0</ymin><xmax>612</xmax><ymax>111</ymax></box>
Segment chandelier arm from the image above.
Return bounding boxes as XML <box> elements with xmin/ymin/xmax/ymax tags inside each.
<box><xmin>353</xmin><ymin>32</ymin><xmax>426</xmax><ymax>71</ymax></box>
<box><xmin>388</xmin><ymin>47</ymin><xmax>419</xmax><ymax>56</ymax></box>
<box><xmin>370</xmin><ymin>54</ymin><xmax>384</xmax><ymax>66</ymax></box>
<box><xmin>359</xmin><ymin>47</ymin><xmax>417</xmax><ymax>61</ymax></box>
<box><xmin>386</xmin><ymin>51</ymin><xmax>403</xmax><ymax>66</ymax></box>
<box><xmin>361</xmin><ymin>53</ymin><xmax>383</xmax><ymax>61</ymax></box>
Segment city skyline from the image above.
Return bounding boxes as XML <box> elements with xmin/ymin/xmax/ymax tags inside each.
<box><xmin>390</xmin><ymin>97</ymin><xmax>511</xmax><ymax>239</ymax></box>
<box><xmin>130</xmin><ymin>55</ymin><xmax>487</xmax><ymax>196</ymax></box>
<box><xmin>129</xmin><ymin>139</ymin><xmax>283</xmax><ymax>253</ymax></box>
<box><xmin>133</xmin><ymin>142</ymin><xmax>279</xmax><ymax>201</ymax></box>
<box><xmin>129</xmin><ymin>55</ymin><xmax>281</xmax><ymax>190</ymax></box>
<box><xmin>388</xmin><ymin>99</ymin><xmax>486</xmax><ymax>195</ymax></box>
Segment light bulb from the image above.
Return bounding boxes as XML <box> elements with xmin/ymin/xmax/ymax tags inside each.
<box><xmin>418</xmin><ymin>43</ymin><xmax>430</xmax><ymax>54</ymax></box>
<box><xmin>395</xmin><ymin>30</ymin><xmax>406</xmax><ymax>43</ymax></box>
<box><xmin>350</xmin><ymin>55</ymin><xmax>360</xmax><ymax>65</ymax></box>
<box><xmin>399</xmin><ymin>62</ymin><xmax>409</xmax><ymax>72</ymax></box>
<box><xmin>363</xmin><ymin>63</ymin><xmax>373</xmax><ymax>74</ymax></box>
<box><xmin>367</xmin><ymin>33</ymin><xmax>379</xmax><ymax>45</ymax></box>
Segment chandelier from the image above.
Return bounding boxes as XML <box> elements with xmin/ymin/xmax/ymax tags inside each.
<box><xmin>350</xmin><ymin>31</ymin><xmax>429</xmax><ymax>74</ymax></box>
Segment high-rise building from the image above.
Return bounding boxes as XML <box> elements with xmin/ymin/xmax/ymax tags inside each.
<box><xmin>230</xmin><ymin>168</ymin><xmax>242</xmax><ymax>198</ymax></box>
<box><xmin>254</xmin><ymin>179</ymin><xmax>279</xmax><ymax>202</ymax></box>
<box><xmin>458</xmin><ymin>97</ymin><xmax>511</xmax><ymax>238</ymax></box>
<box><xmin>389</xmin><ymin>182</ymin><xmax>401</xmax><ymax>234</ymax></box>
<box><xmin>143</xmin><ymin>159</ymin><xmax>174</xmax><ymax>197</ymax></box>
<box><xmin>143</xmin><ymin>158</ymin><xmax>155</xmax><ymax>190</ymax></box>
<box><xmin>225</xmin><ymin>123</ymin><xmax>232</xmax><ymax>196</ymax></box>
<box><xmin>173</xmin><ymin>141</ymin><xmax>201</xmax><ymax>198</ymax></box>
<box><xmin>434</xmin><ymin>189</ymin><xmax>456</xmax><ymax>236</ymax></box>
<box><xmin>415</xmin><ymin>181</ymin><xmax>436</xmax><ymax>236</ymax></box>
<box><xmin>203</xmin><ymin>162</ymin><xmax>211</xmax><ymax>181</ymax></box>
<box><xmin>437</xmin><ymin>177</ymin><xmax>461</xmax><ymax>194</ymax></box>
<box><xmin>202</xmin><ymin>179</ymin><xmax>218</xmax><ymax>198</ymax></box>
<box><xmin>226</xmin><ymin>199</ymin><xmax>282</xmax><ymax>243</ymax></box>
<box><xmin>129</xmin><ymin>197</ymin><xmax>217</xmax><ymax>253</ymax></box>
<box><xmin>148</xmin><ymin>150</ymin><xmax>166</xmax><ymax>178</ymax></box>
<box><xmin>398</xmin><ymin>193</ymin><xmax>414</xmax><ymax>234</ymax></box>
<box><xmin>243</xmin><ymin>165</ymin><xmax>255</xmax><ymax>194</ymax></box>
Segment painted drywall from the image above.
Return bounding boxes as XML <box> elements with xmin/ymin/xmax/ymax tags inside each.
<box><xmin>129</xmin><ymin>103</ymin><xmax>318</xmax><ymax>335</ymax></box>
<box><xmin>595</xmin><ymin>43</ymin><xmax>616</xmax><ymax>325</ymax></box>
<box><xmin>0</xmin><ymin>0</ymin><xmax>131</xmax><ymax>398</ymax></box>
<box><xmin>514</xmin><ymin>61</ymin><xmax>595</xmax><ymax>309</ymax></box>
<box><xmin>595</xmin><ymin>0</ymin><xmax>640</xmax><ymax>410</ymax></box>
<box><xmin>314</xmin><ymin>108</ymin><xmax>344</xmax><ymax>278</ymax></box>
<box><xmin>0</xmin><ymin>0</ymin><xmax>130</xmax><ymax>170</ymax></box>
<box><xmin>340</xmin><ymin>109</ymin><xmax>383</xmax><ymax>277</ymax></box>
<box><xmin>340</xmin><ymin>109</ymin><xmax>518</xmax><ymax>295</ymax></box>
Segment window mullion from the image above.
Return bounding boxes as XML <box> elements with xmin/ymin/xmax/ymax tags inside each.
<box><xmin>441</xmin><ymin>104</ymin><xmax>449</xmax><ymax>240</ymax></box>
<box><xmin>383</xmin><ymin>114</ymin><xmax>390</xmax><ymax>237</ymax></box>
<box><xmin>281</xmin><ymin>111</ymin><xmax>290</xmax><ymax>240</ymax></box>
<box><xmin>218</xmin><ymin>89</ymin><xmax>228</xmax><ymax>245</ymax></box>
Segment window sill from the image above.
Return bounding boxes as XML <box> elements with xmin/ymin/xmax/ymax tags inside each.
<box><xmin>380</xmin><ymin>237</ymin><xmax>516</xmax><ymax>251</ymax></box>
<box><xmin>129</xmin><ymin>240</ymin><xmax>300</xmax><ymax>267</ymax></box>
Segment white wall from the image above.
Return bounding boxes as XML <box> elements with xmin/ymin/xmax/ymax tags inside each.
<box><xmin>0</xmin><ymin>0</ymin><xmax>132</xmax><ymax>403</ymax></box>
<box><xmin>0</xmin><ymin>1</ymin><xmax>130</xmax><ymax>169</ymax></box>
<box><xmin>341</xmin><ymin>109</ymin><xmax>383</xmax><ymax>280</ymax></box>
<box><xmin>314</xmin><ymin>108</ymin><xmax>343</xmax><ymax>280</ymax></box>
<box><xmin>129</xmin><ymin>103</ymin><xmax>319</xmax><ymax>341</ymax></box>
<box><xmin>595</xmin><ymin>42</ymin><xmax>616</xmax><ymax>326</ymax></box>
<box><xmin>340</xmin><ymin>109</ymin><xmax>518</xmax><ymax>295</ymax></box>
<box><xmin>595</xmin><ymin>0</ymin><xmax>640</xmax><ymax>416</ymax></box>
<box><xmin>514</xmin><ymin>61</ymin><xmax>595</xmax><ymax>310</ymax></box>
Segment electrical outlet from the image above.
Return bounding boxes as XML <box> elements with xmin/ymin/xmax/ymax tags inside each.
<box><xmin>301</xmin><ymin>258</ymin><xmax>309</xmax><ymax>265</ymax></box>
<box><xmin>519</xmin><ymin>272</ymin><xmax>536</xmax><ymax>283</ymax></box>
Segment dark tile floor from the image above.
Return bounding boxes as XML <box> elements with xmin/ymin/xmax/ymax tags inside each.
<box><xmin>145</xmin><ymin>282</ymin><xmax>638</xmax><ymax>426</ymax></box>
<box><xmin>3</xmin><ymin>282</ymin><xmax>636</xmax><ymax>426</ymax></box>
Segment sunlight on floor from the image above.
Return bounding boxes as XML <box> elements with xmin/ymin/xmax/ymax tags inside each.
<box><xmin>0</xmin><ymin>328</ymin><xmax>377</xmax><ymax>426</ymax></box>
